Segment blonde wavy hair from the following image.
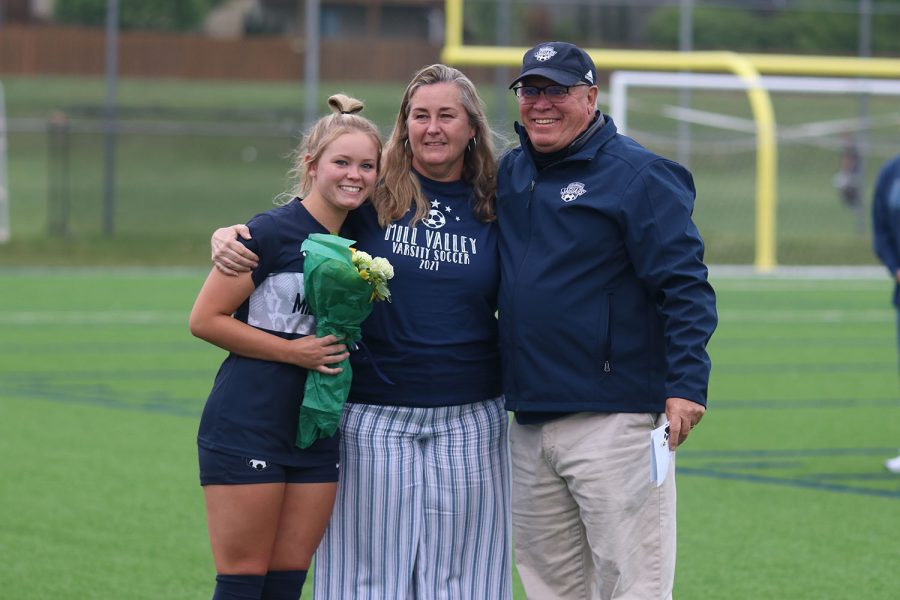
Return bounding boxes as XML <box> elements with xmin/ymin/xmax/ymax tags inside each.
<box><xmin>285</xmin><ymin>93</ymin><xmax>383</xmax><ymax>201</ymax></box>
<box><xmin>374</xmin><ymin>64</ymin><xmax>497</xmax><ymax>228</ymax></box>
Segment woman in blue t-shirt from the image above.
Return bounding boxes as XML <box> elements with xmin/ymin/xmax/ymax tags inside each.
<box><xmin>211</xmin><ymin>65</ymin><xmax>511</xmax><ymax>598</ymax></box>
<box><xmin>189</xmin><ymin>95</ymin><xmax>382</xmax><ymax>600</ymax></box>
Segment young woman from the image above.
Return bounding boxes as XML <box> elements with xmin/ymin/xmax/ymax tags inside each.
<box><xmin>211</xmin><ymin>65</ymin><xmax>512</xmax><ymax>599</ymax></box>
<box><xmin>189</xmin><ymin>94</ymin><xmax>381</xmax><ymax>600</ymax></box>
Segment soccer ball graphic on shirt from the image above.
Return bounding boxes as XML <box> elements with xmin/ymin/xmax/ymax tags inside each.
<box><xmin>422</xmin><ymin>208</ymin><xmax>446</xmax><ymax>229</ymax></box>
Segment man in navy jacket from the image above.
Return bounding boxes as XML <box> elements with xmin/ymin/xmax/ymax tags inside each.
<box><xmin>872</xmin><ymin>153</ymin><xmax>900</xmax><ymax>474</ymax></box>
<box><xmin>499</xmin><ymin>42</ymin><xmax>717</xmax><ymax>599</ymax></box>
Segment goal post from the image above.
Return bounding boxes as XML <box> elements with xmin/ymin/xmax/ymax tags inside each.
<box><xmin>439</xmin><ymin>0</ymin><xmax>900</xmax><ymax>270</ymax></box>
<box><xmin>609</xmin><ymin>72</ymin><xmax>900</xmax><ymax>269</ymax></box>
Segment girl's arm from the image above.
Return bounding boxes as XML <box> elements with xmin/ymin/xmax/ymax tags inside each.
<box><xmin>189</xmin><ymin>268</ymin><xmax>349</xmax><ymax>375</ymax></box>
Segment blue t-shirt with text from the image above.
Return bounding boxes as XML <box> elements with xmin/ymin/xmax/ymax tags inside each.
<box><xmin>345</xmin><ymin>173</ymin><xmax>501</xmax><ymax>407</ymax></box>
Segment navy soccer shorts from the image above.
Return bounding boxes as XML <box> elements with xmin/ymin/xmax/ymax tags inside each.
<box><xmin>198</xmin><ymin>446</ymin><xmax>339</xmax><ymax>485</ymax></box>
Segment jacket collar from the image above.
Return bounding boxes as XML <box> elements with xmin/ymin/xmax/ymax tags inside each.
<box><xmin>514</xmin><ymin>111</ymin><xmax>616</xmax><ymax>167</ymax></box>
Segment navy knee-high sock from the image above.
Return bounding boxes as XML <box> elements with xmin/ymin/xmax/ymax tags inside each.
<box><xmin>260</xmin><ymin>570</ymin><xmax>307</xmax><ymax>600</ymax></box>
<box><xmin>212</xmin><ymin>574</ymin><xmax>265</xmax><ymax>600</ymax></box>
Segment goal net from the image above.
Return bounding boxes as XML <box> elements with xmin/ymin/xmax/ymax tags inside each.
<box><xmin>607</xmin><ymin>72</ymin><xmax>900</xmax><ymax>266</ymax></box>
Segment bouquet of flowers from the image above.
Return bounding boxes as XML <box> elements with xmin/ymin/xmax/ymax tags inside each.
<box><xmin>296</xmin><ymin>233</ymin><xmax>394</xmax><ymax>449</ymax></box>
<box><xmin>350</xmin><ymin>248</ymin><xmax>394</xmax><ymax>303</ymax></box>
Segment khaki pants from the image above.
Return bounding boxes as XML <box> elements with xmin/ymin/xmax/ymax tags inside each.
<box><xmin>510</xmin><ymin>412</ymin><xmax>676</xmax><ymax>600</ymax></box>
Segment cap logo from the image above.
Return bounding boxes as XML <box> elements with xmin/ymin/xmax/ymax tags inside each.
<box><xmin>585</xmin><ymin>70</ymin><xmax>594</xmax><ymax>83</ymax></box>
<box><xmin>534</xmin><ymin>46</ymin><xmax>557</xmax><ymax>62</ymax></box>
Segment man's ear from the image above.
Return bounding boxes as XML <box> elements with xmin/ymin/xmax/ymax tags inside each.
<box><xmin>587</xmin><ymin>86</ymin><xmax>599</xmax><ymax>112</ymax></box>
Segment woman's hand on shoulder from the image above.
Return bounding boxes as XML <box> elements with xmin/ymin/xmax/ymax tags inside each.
<box><xmin>286</xmin><ymin>334</ymin><xmax>350</xmax><ymax>374</ymax></box>
<box><xmin>211</xmin><ymin>224</ymin><xmax>259</xmax><ymax>276</ymax></box>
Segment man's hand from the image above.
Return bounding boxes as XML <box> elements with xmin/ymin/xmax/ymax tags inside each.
<box><xmin>211</xmin><ymin>224</ymin><xmax>259</xmax><ymax>276</ymax></box>
<box><xmin>665</xmin><ymin>397</ymin><xmax>705</xmax><ymax>451</ymax></box>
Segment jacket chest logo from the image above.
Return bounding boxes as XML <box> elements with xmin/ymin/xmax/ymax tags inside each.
<box><xmin>560</xmin><ymin>182</ymin><xmax>587</xmax><ymax>202</ymax></box>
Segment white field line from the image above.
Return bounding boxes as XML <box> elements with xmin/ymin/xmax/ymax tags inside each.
<box><xmin>710</xmin><ymin>266</ymin><xmax>891</xmax><ymax>292</ymax></box>
<box><xmin>0</xmin><ymin>266</ymin><xmax>208</xmax><ymax>278</ymax></box>
<box><xmin>717</xmin><ymin>309</ymin><xmax>893</xmax><ymax>324</ymax></box>
<box><xmin>713</xmin><ymin>281</ymin><xmax>890</xmax><ymax>292</ymax></box>
<box><xmin>709</xmin><ymin>265</ymin><xmax>886</xmax><ymax>280</ymax></box>
<box><xmin>0</xmin><ymin>310</ymin><xmax>184</xmax><ymax>325</ymax></box>
<box><xmin>1</xmin><ymin>308</ymin><xmax>890</xmax><ymax>326</ymax></box>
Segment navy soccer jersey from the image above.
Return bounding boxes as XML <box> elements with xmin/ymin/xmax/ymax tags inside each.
<box><xmin>197</xmin><ymin>199</ymin><xmax>339</xmax><ymax>467</ymax></box>
<box><xmin>344</xmin><ymin>172</ymin><xmax>502</xmax><ymax>407</ymax></box>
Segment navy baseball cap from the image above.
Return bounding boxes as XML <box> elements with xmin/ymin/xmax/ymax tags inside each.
<box><xmin>509</xmin><ymin>42</ymin><xmax>597</xmax><ymax>89</ymax></box>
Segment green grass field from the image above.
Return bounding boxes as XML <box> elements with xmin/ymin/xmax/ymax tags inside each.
<box><xmin>1</xmin><ymin>72</ymin><xmax>898</xmax><ymax>598</ymax></box>
<box><xmin>1</xmin><ymin>268</ymin><xmax>898</xmax><ymax>599</ymax></box>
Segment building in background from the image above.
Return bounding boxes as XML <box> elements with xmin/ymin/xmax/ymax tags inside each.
<box><xmin>1</xmin><ymin>0</ymin><xmax>54</xmax><ymax>23</ymax></box>
<box><xmin>237</xmin><ymin>0</ymin><xmax>443</xmax><ymax>44</ymax></box>
<box><xmin>0</xmin><ymin>0</ymin><xmax>447</xmax><ymax>81</ymax></box>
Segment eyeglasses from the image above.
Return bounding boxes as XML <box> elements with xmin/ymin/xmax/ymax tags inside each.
<box><xmin>513</xmin><ymin>84</ymin><xmax>589</xmax><ymax>104</ymax></box>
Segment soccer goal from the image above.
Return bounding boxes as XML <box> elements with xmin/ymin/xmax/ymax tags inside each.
<box><xmin>0</xmin><ymin>81</ymin><xmax>8</xmax><ymax>244</ymax></box>
<box><xmin>608</xmin><ymin>72</ymin><xmax>900</xmax><ymax>267</ymax></box>
<box><xmin>610</xmin><ymin>72</ymin><xmax>900</xmax><ymax>138</ymax></box>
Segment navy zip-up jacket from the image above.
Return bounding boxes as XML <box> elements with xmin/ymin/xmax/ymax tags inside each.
<box><xmin>872</xmin><ymin>154</ymin><xmax>900</xmax><ymax>307</ymax></box>
<box><xmin>497</xmin><ymin>114</ymin><xmax>717</xmax><ymax>414</ymax></box>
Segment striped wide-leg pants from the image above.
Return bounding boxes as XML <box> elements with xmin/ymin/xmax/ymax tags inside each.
<box><xmin>313</xmin><ymin>397</ymin><xmax>511</xmax><ymax>599</ymax></box>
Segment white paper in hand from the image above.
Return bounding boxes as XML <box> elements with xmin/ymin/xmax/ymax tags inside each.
<box><xmin>650</xmin><ymin>421</ymin><xmax>674</xmax><ymax>487</ymax></box>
